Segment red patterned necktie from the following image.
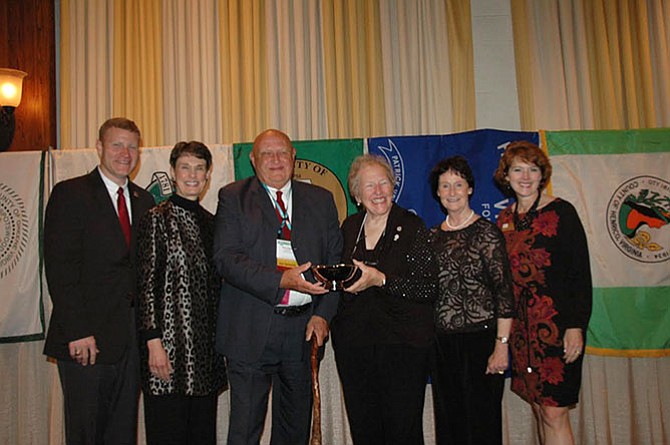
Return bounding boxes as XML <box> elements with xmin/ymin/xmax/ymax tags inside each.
<box><xmin>276</xmin><ymin>190</ymin><xmax>291</xmax><ymax>304</ymax></box>
<box><xmin>275</xmin><ymin>190</ymin><xmax>291</xmax><ymax>240</ymax></box>
<box><xmin>117</xmin><ymin>187</ymin><xmax>131</xmax><ymax>247</ymax></box>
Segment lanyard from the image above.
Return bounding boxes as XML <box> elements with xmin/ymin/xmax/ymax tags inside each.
<box><xmin>262</xmin><ymin>183</ymin><xmax>293</xmax><ymax>231</ymax></box>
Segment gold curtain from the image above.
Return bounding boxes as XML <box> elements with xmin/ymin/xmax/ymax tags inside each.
<box><xmin>445</xmin><ymin>0</ymin><xmax>475</xmax><ymax>132</ymax></box>
<box><xmin>512</xmin><ymin>0</ymin><xmax>669</xmax><ymax>130</ymax></box>
<box><xmin>60</xmin><ymin>0</ymin><xmax>115</xmax><ymax>148</ymax></box>
<box><xmin>218</xmin><ymin>0</ymin><xmax>266</xmax><ymax>143</ymax></box>
<box><xmin>60</xmin><ymin>0</ymin><xmax>472</xmax><ymax>147</ymax></box>
<box><xmin>112</xmin><ymin>0</ymin><xmax>164</xmax><ymax>146</ymax></box>
<box><xmin>321</xmin><ymin>0</ymin><xmax>386</xmax><ymax>138</ymax></box>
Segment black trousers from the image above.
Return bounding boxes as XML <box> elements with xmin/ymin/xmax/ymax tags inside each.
<box><xmin>143</xmin><ymin>392</ymin><xmax>218</xmax><ymax>445</ymax></box>
<box><xmin>226</xmin><ymin>311</ymin><xmax>312</xmax><ymax>445</ymax></box>
<box><xmin>430</xmin><ymin>330</ymin><xmax>505</xmax><ymax>445</ymax></box>
<box><xmin>57</xmin><ymin>311</ymin><xmax>139</xmax><ymax>445</ymax></box>
<box><xmin>334</xmin><ymin>342</ymin><xmax>430</xmax><ymax>445</ymax></box>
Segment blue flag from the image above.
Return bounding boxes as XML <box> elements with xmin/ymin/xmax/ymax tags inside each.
<box><xmin>368</xmin><ymin>129</ymin><xmax>539</xmax><ymax>228</ymax></box>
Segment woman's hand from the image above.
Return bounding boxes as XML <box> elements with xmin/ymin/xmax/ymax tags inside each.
<box><xmin>563</xmin><ymin>328</ymin><xmax>584</xmax><ymax>364</ymax></box>
<box><xmin>147</xmin><ymin>338</ymin><xmax>173</xmax><ymax>382</ymax></box>
<box><xmin>343</xmin><ymin>259</ymin><xmax>386</xmax><ymax>294</ymax></box>
<box><xmin>486</xmin><ymin>342</ymin><xmax>509</xmax><ymax>375</ymax></box>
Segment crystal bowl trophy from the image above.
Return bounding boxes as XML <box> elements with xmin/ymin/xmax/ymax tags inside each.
<box><xmin>311</xmin><ymin>263</ymin><xmax>358</xmax><ymax>291</ymax></box>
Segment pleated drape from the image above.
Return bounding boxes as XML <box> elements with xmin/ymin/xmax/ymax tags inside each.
<box><xmin>112</xmin><ymin>0</ymin><xmax>164</xmax><ymax>146</ymax></box>
<box><xmin>511</xmin><ymin>0</ymin><xmax>670</xmax><ymax>130</ymax></box>
<box><xmin>60</xmin><ymin>0</ymin><xmax>115</xmax><ymax>148</ymax></box>
<box><xmin>59</xmin><ymin>0</ymin><xmax>472</xmax><ymax>146</ymax></box>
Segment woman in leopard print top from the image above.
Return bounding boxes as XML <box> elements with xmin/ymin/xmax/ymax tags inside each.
<box><xmin>137</xmin><ymin>141</ymin><xmax>226</xmax><ymax>445</ymax></box>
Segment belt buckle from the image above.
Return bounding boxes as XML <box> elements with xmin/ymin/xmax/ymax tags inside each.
<box><xmin>274</xmin><ymin>303</ymin><xmax>309</xmax><ymax>317</ymax></box>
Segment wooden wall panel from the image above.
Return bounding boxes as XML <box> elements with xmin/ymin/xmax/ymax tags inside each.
<box><xmin>0</xmin><ymin>0</ymin><xmax>56</xmax><ymax>151</ymax></box>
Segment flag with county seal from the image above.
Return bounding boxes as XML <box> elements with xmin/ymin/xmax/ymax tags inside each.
<box><xmin>544</xmin><ymin>129</ymin><xmax>670</xmax><ymax>357</ymax></box>
<box><xmin>0</xmin><ymin>151</ymin><xmax>46</xmax><ymax>342</ymax></box>
<box><xmin>233</xmin><ymin>138</ymin><xmax>364</xmax><ymax>224</ymax></box>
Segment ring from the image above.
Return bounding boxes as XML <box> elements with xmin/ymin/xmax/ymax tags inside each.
<box><xmin>74</xmin><ymin>350</ymin><xmax>81</xmax><ymax>356</ymax></box>
<box><xmin>498</xmin><ymin>370</ymin><xmax>504</xmax><ymax>374</ymax></box>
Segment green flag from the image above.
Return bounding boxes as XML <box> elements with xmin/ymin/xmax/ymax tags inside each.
<box><xmin>544</xmin><ymin>129</ymin><xmax>670</xmax><ymax>357</ymax></box>
<box><xmin>233</xmin><ymin>139</ymin><xmax>364</xmax><ymax>224</ymax></box>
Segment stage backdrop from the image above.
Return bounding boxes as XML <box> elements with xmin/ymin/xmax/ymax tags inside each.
<box><xmin>0</xmin><ymin>129</ymin><xmax>667</xmax><ymax>359</ymax></box>
<box><xmin>545</xmin><ymin>129</ymin><xmax>670</xmax><ymax>357</ymax></box>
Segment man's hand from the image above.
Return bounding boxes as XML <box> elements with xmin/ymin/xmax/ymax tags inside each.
<box><xmin>69</xmin><ymin>336</ymin><xmax>99</xmax><ymax>366</ymax></box>
<box><xmin>147</xmin><ymin>338</ymin><xmax>173</xmax><ymax>381</ymax></box>
<box><xmin>280</xmin><ymin>262</ymin><xmax>328</xmax><ymax>295</ymax></box>
<box><xmin>305</xmin><ymin>315</ymin><xmax>329</xmax><ymax>347</ymax></box>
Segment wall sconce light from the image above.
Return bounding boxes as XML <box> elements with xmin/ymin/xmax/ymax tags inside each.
<box><xmin>0</xmin><ymin>68</ymin><xmax>28</xmax><ymax>151</ymax></box>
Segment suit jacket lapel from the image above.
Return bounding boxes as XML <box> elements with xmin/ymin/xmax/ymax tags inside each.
<box><xmin>128</xmin><ymin>182</ymin><xmax>147</xmax><ymax>255</ymax></box>
<box><xmin>252</xmin><ymin>177</ymin><xmax>282</xmax><ymax>231</ymax></box>
<box><xmin>89</xmin><ymin>169</ymin><xmax>130</xmax><ymax>251</ymax></box>
<box><xmin>291</xmin><ymin>180</ymin><xmax>312</xmax><ymax>258</ymax></box>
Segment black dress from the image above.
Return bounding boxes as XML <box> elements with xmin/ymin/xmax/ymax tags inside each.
<box><xmin>497</xmin><ymin>198</ymin><xmax>592</xmax><ymax>407</ymax></box>
<box><xmin>332</xmin><ymin>204</ymin><xmax>437</xmax><ymax>445</ymax></box>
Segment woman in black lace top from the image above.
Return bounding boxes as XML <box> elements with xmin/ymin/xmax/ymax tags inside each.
<box><xmin>428</xmin><ymin>156</ymin><xmax>514</xmax><ymax>445</ymax></box>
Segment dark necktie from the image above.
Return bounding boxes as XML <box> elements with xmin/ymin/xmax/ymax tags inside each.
<box><xmin>275</xmin><ymin>190</ymin><xmax>291</xmax><ymax>240</ymax></box>
<box><xmin>117</xmin><ymin>187</ymin><xmax>131</xmax><ymax>247</ymax></box>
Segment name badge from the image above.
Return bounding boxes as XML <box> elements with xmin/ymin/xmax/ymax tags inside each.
<box><xmin>500</xmin><ymin>221</ymin><xmax>515</xmax><ymax>232</ymax></box>
<box><xmin>276</xmin><ymin>239</ymin><xmax>298</xmax><ymax>270</ymax></box>
<box><xmin>276</xmin><ymin>239</ymin><xmax>312</xmax><ymax>306</ymax></box>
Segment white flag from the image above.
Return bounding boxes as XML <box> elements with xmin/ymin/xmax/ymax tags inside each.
<box><xmin>0</xmin><ymin>151</ymin><xmax>45</xmax><ymax>341</ymax></box>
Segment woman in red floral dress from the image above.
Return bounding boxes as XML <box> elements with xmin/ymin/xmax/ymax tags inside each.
<box><xmin>494</xmin><ymin>141</ymin><xmax>592</xmax><ymax>445</ymax></box>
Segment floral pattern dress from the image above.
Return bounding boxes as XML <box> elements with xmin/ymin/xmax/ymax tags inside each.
<box><xmin>497</xmin><ymin>198</ymin><xmax>592</xmax><ymax>406</ymax></box>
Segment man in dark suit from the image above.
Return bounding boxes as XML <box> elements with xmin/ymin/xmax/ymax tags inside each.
<box><xmin>44</xmin><ymin>117</ymin><xmax>155</xmax><ymax>445</ymax></box>
<box><xmin>214</xmin><ymin>129</ymin><xmax>342</xmax><ymax>445</ymax></box>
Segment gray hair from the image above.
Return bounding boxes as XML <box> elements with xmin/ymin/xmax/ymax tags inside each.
<box><xmin>347</xmin><ymin>154</ymin><xmax>395</xmax><ymax>202</ymax></box>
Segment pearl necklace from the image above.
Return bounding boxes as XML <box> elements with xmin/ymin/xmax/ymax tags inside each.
<box><xmin>445</xmin><ymin>210</ymin><xmax>475</xmax><ymax>230</ymax></box>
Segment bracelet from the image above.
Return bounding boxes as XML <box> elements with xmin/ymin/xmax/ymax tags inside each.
<box><xmin>496</xmin><ymin>336</ymin><xmax>509</xmax><ymax>344</ymax></box>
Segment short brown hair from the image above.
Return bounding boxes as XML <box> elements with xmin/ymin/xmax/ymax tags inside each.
<box><xmin>98</xmin><ymin>117</ymin><xmax>141</xmax><ymax>143</ymax></box>
<box><xmin>170</xmin><ymin>141</ymin><xmax>212</xmax><ymax>169</ymax></box>
<box><xmin>493</xmin><ymin>141</ymin><xmax>552</xmax><ymax>195</ymax></box>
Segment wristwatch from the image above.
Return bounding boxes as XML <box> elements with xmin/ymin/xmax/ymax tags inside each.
<box><xmin>496</xmin><ymin>336</ymin><xmax>509</xmax><ymax>344</ymax></box>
